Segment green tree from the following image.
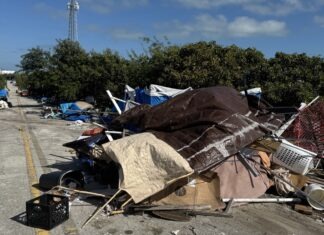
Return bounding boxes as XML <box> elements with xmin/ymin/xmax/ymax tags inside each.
<box><xmin>19</xmin><ymin>47</ymin><xmax>50</xmax><ymax>73</ymax></box>
<box><xmin>15</xmin><ymin>73</ymin><xmax>29</xmax><ymax>90</ymax></box>
<box><xmin>18</xmin><ymin>47</ymin><xmax>50</xmax><ymax>96</ymax></box>
<box><xmin>82</xmin><ymin>50</ymin><xmax>129</xmax><ymax>106</ymax></box>
<box><xmin>17</xmin><ymin>38</ymin><xmax>323</xmax><ymax>108</ymax></box>
<box><xmin>49</xmin><ymin>39</ymin><xmax>88</xmax><ymax>101</ymax></box>
<box><xmin>264</xmin><ymin>52</ymin><xmax>323</xmax><ymax>106</ymax></box>
<box><xmin>0</xmin><ymin>75</ymin><xmax>6</xmax><ymax>89</ymax></box>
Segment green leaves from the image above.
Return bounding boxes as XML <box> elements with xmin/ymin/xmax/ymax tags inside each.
<box><xmin>17</xmin><ymin>39</ymin><xmax>323</xmax><ymax>107</ymax></box>
<box><xmin>263</xmin><ymin>52</ymin><xmax>323</xmax><ymax>105</ymax></box>
<box><xmin>0</xmin><ymin>76</ymin><xmax>6</xmax><ymax>89</ymax></box>
<box><xmin>19</xmin><ymin>47</ymin><xmax>50</xmax><ymax>73</ymax></box>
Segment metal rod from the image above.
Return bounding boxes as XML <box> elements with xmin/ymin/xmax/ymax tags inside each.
<box><xmin>222</xmin><ymin>198</ymin><xmax>302</xmax><ymax>203</ymax></box>
<box><xmin>237</xmin><ymin>152</ymin><xmax>259</xmax><ymax>177</ymax></box>
<box><xmin>52</xmin><ymin>186</ymin><xmax>111</xmax><ymax>198</ymax></box>
<box><xmin>106</xmin><ymin>90</ymin><xmax>122</xmax><ymax>115</ymax></box>
<box><xmin>259</xmin><ymin>164</ymin><xmax>324</xmax><ymax>209</ymax></box>
<box><xmin>92</xmin><ymin>122</ymin><xmax>107</xmax><ymax>129</ymax></box>
<box><xmin>81</xmin><ymin>189</ymin><xmax>122</xmax><ymax>229</ymax></box>
<box><xmin>121</xmin><ymin>197</ymin><xmax>133</xmax><ymax>209</ymax></box>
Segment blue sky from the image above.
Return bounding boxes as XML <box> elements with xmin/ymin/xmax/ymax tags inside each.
<box><xmin>1</xmin><ymin>0</ymin><xmax>324</xmax><ymax>70</ymax></box>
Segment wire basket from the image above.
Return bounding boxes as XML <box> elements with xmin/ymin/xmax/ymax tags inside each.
<box><xmin>272</xmin><ymin>139</ymin><xmax>317</xmax><ymax>175</ymax></box>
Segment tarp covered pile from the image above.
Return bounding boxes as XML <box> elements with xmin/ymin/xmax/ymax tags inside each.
<box><xmin>42</xmin><ymin>101</ymin><xmax>94</xmax><ymax>121</ymax></box>
<box><xmin>60</xmin><ymin>101</ymin><xmax>94</xmax><ymax>121</ymax></box>
<box><xmin>43</xmin><ymin>86</ymin><xmax>323</xmax><ymax>227</ymax></box>
<box><xmin>89</xmin><ymin>86</ymin><xmax>288</xmax><ymax>205</ymax></box>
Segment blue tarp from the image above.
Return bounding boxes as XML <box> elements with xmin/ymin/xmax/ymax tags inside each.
<box><xmin>135</xmin><ymin>88</ymin><xmax>169</xmax><ymax>106</ymax></box>
<box><xmin>133</xmin><ymin>84</ymin><xmax>193</xmax><ymax>106</ymax></box>
<box><xmin>0</xmin><ymin>89</ymin><xmax>8</xmax><ymax>98</ymax></box>
<box><xmin>109</xmin><ymin>84</ymin><xmax>192</xmax><ymax>114</ymax></box>
<box><xmin>65</xmin><ymin>114</ymin><xmax>91</xmax><ymax>122</ymax></box>
<box><xmin>60</xmin><ymin>102</ymin><xmax>82</xmax><ymax>116</ymax></box>
<box><xmin>59</xmin><ymin>102</ymin><xmax>91</xmax><ymax>122</ymax></box>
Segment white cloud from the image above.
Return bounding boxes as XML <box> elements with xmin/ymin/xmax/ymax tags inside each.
<box><xmin>79</xmin><ymin>0</ymin><xmax>148</xmax><ymax>14</ymax></box>
<box><xmin>228</xmin><ymin>16</ymin><xmax>287</xmax><ymax>36</ymax></box>
<box><xmin>155</xmin><ymin>14</ymin><xmax>287</xmax><ymax>39</ymax></box>
<box><xmin>314</xmin><ymin>15</ymin><xmax>324</xmax><ymax>27</ymax></box>
<box><xmin>175</xmin><ymin>0</ymin><xmax>323</xmax><ymax>16</ymax></box>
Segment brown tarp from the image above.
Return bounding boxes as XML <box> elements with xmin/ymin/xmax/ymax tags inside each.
<box><xmin>101</xmin><ymin>133</ymin><xmax>194</xmax><ymax>203</ymax></box>
<box><xmin>113</xmin><ymin>86</ymin><xmax>284</xmax><ymax>173</ymax></box>
<box><xmin>211</xmin><ymin>153</ymin><xmax>272</xmax><ymax>199</ymax></box>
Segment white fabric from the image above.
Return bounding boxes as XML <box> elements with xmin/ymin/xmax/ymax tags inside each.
<box><xmin>240</xmin><ymin>87</ymin><xmax>262</xmax><ymax>96</ymax></box>
<box><xmin>101</xmin><ymin>132</ymin><xmax>194</xmax><ymax>203</ymax></box>
<box><xmin>145</xmin><ymin>84</ymin><xmax>192</xmax><ymax>97</ymax></box>
<box><xmin>124</xmin><ymin>85</ymin><xmax>136</xmax><ymax>101</ymax></box>
<box><xmin>0</xmin><ymin>100</ymin><xmax>8</xmax><ymax>109</ymax></box>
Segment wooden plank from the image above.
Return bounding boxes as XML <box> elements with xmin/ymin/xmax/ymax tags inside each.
<box><xmin>294</xmin><ymin>204</ymin><xmax>313</xmax><ymax>215</ymax></box>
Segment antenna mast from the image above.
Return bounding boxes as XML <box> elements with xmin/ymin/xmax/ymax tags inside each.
<box><xmin>67</xmin><ymin>0</ymin><xmax>79</xmax><ymax>41</ymax></box>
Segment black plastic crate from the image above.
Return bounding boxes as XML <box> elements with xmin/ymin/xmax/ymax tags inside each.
<box><xmin>26</xmin><ymin>194</ymin><xmax>69</xmax><ymax>230</ymax></box>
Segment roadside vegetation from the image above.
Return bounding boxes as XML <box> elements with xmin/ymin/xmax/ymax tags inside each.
<box><xmin>15</xmin><ymin>39</ymin><xmax>324</xmax><ymax>107</ymax></box>
<box><xmin>0</xmin><ymin>76</ymin><xmax>6</xmax><ymax>89</ymax></box>
<box><xmin>0</xmin><ymin>73</ymin><xmax>16</xmax><ymax>89</ymax></box>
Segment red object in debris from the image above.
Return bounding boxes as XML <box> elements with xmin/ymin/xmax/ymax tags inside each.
<box><xmin>82</xmin><ymin>127</ymin><xmax>104</xmax><ymax>136</ymax></box>
<box><xmin>282</xmin><ymin>99</ymin><xmax>324</xmax><ymax>158</ymax></box>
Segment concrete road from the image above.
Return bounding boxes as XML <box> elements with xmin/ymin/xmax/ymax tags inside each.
<box><xmin>0</xmin><ymin>82</ymin><xmax>323</xmax><ymax>235</ymax></box>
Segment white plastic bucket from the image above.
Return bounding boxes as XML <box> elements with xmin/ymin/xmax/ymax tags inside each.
<box><xmin>304</xmin><ymin>184</ymin><xmax>324</xmax><ymax>211</ymax></box>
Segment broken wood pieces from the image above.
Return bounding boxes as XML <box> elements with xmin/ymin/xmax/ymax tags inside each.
<box><xmin>294</xmin><ymin>204</ymin><xmax>313</xmax><ymax>215</ymax></box>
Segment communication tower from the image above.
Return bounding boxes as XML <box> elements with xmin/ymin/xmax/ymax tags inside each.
<box><xmin>67</xmin><ymin>0</ymin><xmax>79</xmax><ymax>41</ymax></box>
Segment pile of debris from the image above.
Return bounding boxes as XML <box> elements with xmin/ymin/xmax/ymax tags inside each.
<box><xmin>41</xmin><ymin>101</ymin><xmax>95</xmax><ymax>122</ymax></box>
<box><xmin>30</xmin><ymin>85</ymin><xmax>323</xmax><ymax>230</ymax></box>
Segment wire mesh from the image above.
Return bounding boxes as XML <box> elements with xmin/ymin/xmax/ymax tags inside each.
<box><xmin>282</xmin><ymin>99</ymin><xmax>324</xmax><ymax>158</ymax></box>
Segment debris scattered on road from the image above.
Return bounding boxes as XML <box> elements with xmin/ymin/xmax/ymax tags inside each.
<box><xmin>21</xmin><ymin>85</ymin><xmax>323</xmax><ymax>230</ymax></box>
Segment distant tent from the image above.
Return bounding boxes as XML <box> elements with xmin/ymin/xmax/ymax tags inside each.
<box><xmin>134</xmin><ymin>84</ymin><xmax>193</xmax><ymax>106</ymax></box>
<box><xmin>109</xmin><ymin>84</ymin><xmax>193</xmax><ymax>114</ymax></box>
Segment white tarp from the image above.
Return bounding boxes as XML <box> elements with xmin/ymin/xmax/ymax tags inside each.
<box><xmin>101</xmin><ymin>132</ymin><xmax>194</xmax><ymax>203</ymax></box>
<box><xmin>240</xmin><ymin>87</ymin><xmax>262</xmax><ymax>97</ymax></box>
<box><xmin>145</xmin><ymin>84</ymin><xmax>193</xmax><ymax>97</ymax></box>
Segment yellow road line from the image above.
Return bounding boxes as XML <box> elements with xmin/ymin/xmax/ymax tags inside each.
<box><xmin>20</xmin><ymin>128</ymin><xmax>49</xmax><ymax>235</ymax></box>
<box><xmin>20</xmin><ymin>128</ymin><xmax>40</xmax><ymax>197</ymax></box>
<box><xmin>18</xmin><ymin>95</ymin><xmax>50</xmax><ymax>235</ymax></box>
